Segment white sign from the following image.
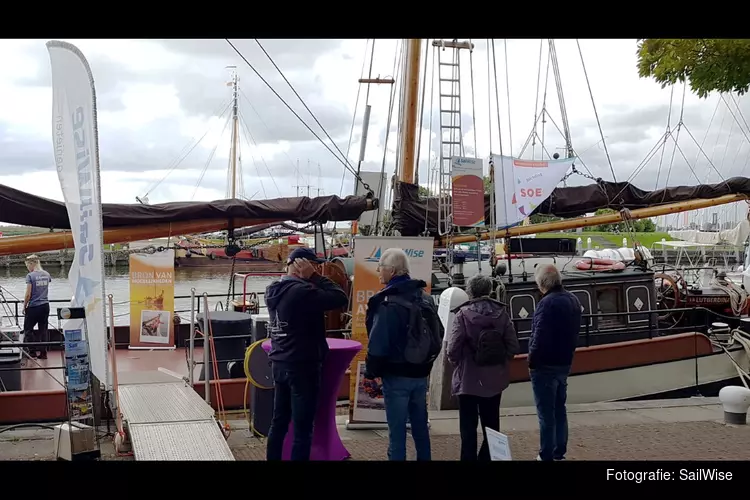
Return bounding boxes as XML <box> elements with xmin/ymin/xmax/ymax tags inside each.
<box><xmin>492</xmin><ymin>154</ymin><xmax>576</xmax><ymax>229</ymax></box>
<box><xmin>355</xmin><ymin>170</ymin><xmax>389</xmax><ymax>228</ymax></box>
<box><xmin>485</xmin><ymin>427</ymin><xmax>512</xmax><ymax>461</ymax></box>
<box><xmin>47</xmin><ymin>41</ymin><xmax>109</xmax><ymax>387</ymax></box>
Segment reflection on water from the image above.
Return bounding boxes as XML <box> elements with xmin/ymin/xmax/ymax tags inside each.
<box><xmin>0</xmin><ymin>265</ymin><xmax>276</xmax><ymax>326</ymax></box>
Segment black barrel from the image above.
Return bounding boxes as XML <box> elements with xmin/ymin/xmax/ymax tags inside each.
<box><xmin>197</xmin><ymin>311</ymin><xmax>252</xmax><ymax>381</ymax></box>
<box><xmin>0</xmin><ymin>346</ymin><xmax>22</xmax><ymax>392</ymax></box>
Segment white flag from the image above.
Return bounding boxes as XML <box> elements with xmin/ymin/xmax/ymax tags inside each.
<box><xmin>492</xmin><ymin>155</ymin><xmax>576</xmax><ymax>229</ymax></box>
<box><xmin>47</xmin><ymin>41</ymin><xmax>109</xmax><ymax>387</ymax></box>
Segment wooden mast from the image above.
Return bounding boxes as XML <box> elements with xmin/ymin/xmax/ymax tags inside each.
<box><xmin>228</xmin><ymin>66</ymin><xmax>240</xmax><ymax>199</ymax></box>
<box><xmin>398</xmin><ymin>39</ymin><xmax>423</xmax><ymax>184</ymax></box>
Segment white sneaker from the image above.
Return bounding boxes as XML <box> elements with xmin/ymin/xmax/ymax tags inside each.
<box><xmin>536</xmin><ymin>455</ymin><xmax>542</xmax><ymax>461</ymax></box>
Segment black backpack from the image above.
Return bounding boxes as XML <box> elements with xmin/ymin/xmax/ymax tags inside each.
<box><xmin>386</xmin><ymin>292</ymin><xmax>445</xmax><ymax>365</ymax></box>
<box><xmin>473</xmin><ymin>327</ymin><xmax>508</xmax><ymax>366</ymax></box>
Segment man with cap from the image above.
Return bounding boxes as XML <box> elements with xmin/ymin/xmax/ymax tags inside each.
<box><xmin>264</xmin><ymin>247</ymin><xmax>349</xmax><ymax>461</ymax></box>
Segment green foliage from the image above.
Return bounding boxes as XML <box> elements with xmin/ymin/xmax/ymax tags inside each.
<box><xmin>637</xmin><ymin>39</ymin><xmax>750</xmax><ymax>98</ymax></box>
<box><xmin>418</xmin><ymin>185</ymin><xmax>432</xmax><ymax>197</ymax></box>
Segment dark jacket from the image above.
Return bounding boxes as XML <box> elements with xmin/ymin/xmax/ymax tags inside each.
<box><xmin>528</xmin><ymin>285</ymin><xmax>581</xmax><ymax>370</ymax></box>
<box><xmin>365</xmin><ymin>275</ymin><xmax>433</xmax><ymax>379</ymax></box>
<box><xmin>265</xmin><ymin>273</ymin><xmax>348</xmax><ymax>366</ymax></box>
<box><xmin>447</xmin><ymin>298</ymin><xmax>520</xmax><ymax>398</ymax></box>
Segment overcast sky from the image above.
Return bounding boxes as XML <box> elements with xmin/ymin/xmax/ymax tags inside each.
<box><xmin>1</xmin><ymin>38</ymin><xmax>749</xmax><ymax>226</ymax></box>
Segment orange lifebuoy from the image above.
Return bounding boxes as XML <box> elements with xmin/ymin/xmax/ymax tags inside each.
<box><xmin>574</xmin><ymin>258</ymin><xmax>626</xmax><ymax>272</ymax></box>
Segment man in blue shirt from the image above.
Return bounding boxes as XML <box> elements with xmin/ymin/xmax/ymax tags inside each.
<box><xmin>23</xmin><ymin>255</ymin><xmax>52</xmax><ymax>359</ymax></box>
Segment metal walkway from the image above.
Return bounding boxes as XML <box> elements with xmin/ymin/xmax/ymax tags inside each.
<box><xmin>117</xmin><ymin>370</ymin><xmax>235</xmax><ymax>461</ymax></box>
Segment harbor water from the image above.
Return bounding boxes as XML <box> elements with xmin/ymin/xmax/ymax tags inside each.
<box><xmin>0</xmin><ymin>265</ymin><xmax>276</xmax><ymax>326</ymax></box>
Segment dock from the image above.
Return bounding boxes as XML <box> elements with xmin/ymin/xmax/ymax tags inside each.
<box><xmin>1</xmin><ymin>397</ymin><xmax>748</xmax><ymax>461</ymax></box>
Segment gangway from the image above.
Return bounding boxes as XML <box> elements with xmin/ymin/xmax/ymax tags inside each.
<box><xmin>108</xmin><ymin>293</ymin><xmax>234</xmax><ymax>461</ymax></box>
<box><xmin>114</xmin><ymin>369</ymin><xmax>235</xmax><ymax>460</ymax></box>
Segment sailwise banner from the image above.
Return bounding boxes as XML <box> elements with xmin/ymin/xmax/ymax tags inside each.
<box><xmin>451</xmin><ymin>157</ymin><xmax>485</xmax><ymax>227</ymax></box>
<box><xmin>492</xmin><ymin>154</ymin><xmax>577</xmax><ymax>229</ymax></box>
<box><xmin>348</xmin><ymin>236</ymin><xmax>434</xmax><ymax>424</ymax></box>
<box><xmin>128</xmin><ymin>250</ymin><xmax>176</xmax><ymax>349</ymax></box>
<box><xmin>47</xmin><ymin>41</ymin><xmax>109</xmax><ymax>387</ymax></box>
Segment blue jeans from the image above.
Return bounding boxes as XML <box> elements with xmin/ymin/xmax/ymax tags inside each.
<box><xmin>530</xmin><ymin>365</ymin><xmax>571</xmax><ymax>461</ymax></box>
<box><xmin>381</xmin><ymin>375</ymin><xmax>431</xmax><ymax>461</ymax></box>
<box><xmin>266</xmin><ymin>362</ymin><xmax>321</xmax><ymax>461</ymax></box>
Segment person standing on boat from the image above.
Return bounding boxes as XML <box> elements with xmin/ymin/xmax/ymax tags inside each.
<box><xmin>529</xmin><ymin>264</ymin><xmax>581</xmax><ymax>461</ymax></box>
<box><xmin>22</xmin><ymin>255</ymin><xmax>52</xmax><ymax>359</ymax></box>
<box><xmin>365</xmin><ymin>248</ymin><xmax>439</xmax><ymax>461</ymax></box>
<box><xmin>447</xmin><ymin>274</ymin><xmax>519</xmax><ymax>461</ymax></box>
<box><xmin>264</xmin><ymin>247</ymin><xmax>348</xmax><ymax>461</ymax></box>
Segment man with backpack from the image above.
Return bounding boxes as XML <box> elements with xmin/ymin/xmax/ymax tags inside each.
<box><xmin>447</xmin><ymin>274</ymin><xmax>520</xmax><ymax>461</ymax></box>
<box><xmin>365</xmin><ymin>248</ymin><xmax>443</xmax><ymax>461</ymax></box>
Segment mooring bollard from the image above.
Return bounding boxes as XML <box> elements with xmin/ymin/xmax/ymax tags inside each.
<box><xmin>718</xmin><ymin>386</ymin><xmax>750</xmax><ymax>425</ymax></box>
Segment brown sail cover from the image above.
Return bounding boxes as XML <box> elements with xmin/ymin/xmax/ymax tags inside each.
<box><xmin>392</xmin><ymin>177</ymin><xmax>750</xmax><ymax>236</ymax></box>
<box><xmin>0</xmin><ymin>183</ymin><xmax>375</xmax><ymax>230</ymax></box>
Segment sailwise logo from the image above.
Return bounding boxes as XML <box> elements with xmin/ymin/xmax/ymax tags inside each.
<box><xmin>365</xmin><ymin>247</ymin><xmax>426</xmax><ymax>263</ymax></box>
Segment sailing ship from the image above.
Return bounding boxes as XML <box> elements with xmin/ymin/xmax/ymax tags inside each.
<box><xmin>2</xmin><ymin>38</ymin><xmax>750</xmax><ymax>424</ymax></box>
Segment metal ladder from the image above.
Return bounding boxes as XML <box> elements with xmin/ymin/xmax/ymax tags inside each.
<box><xmin>433</xmin><ymin>40</ymin><xmax>472</xmax><ymax>276</ymax></box>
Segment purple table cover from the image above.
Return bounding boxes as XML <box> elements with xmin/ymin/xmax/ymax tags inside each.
<box><xmin>262</xmin><ymin>337</ymin><xmax>362</xmax><ymax>461</ymax></box>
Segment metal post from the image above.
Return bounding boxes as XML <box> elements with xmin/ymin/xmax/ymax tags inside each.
<box><xmin>202</xmin><ymin>293</ymin><xmax>211</xmax><ymax>405</ymax></box>
<box><xmin>188</xmin><ymin>288</ymin><xmax>196</xmax><ymax>386</ymax></box>
<box><xmin>107</xmin><ymin>294</ymin><xmax>119</xmax><ymax>414</ymax></box>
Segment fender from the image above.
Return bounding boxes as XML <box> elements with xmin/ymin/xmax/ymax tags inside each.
<box><xmin>574</xmin><ymin>257</ymin><xmax>626</xmax><ymax>272</ymax></box>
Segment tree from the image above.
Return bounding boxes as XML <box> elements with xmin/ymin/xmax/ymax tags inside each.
<box><xmin>637</xmin><ymin>39</ymin><xmax>750</xmax><ymax>98</ymax></box>
<box><xmin>418</xmin><ymin>185</ymin><xmax>433</xmax><ymax>198</ymax></box>
<box><xmin>641</xmin><ymin>218</ymin><xmax>656</xmax><ymax>232</ymax></box>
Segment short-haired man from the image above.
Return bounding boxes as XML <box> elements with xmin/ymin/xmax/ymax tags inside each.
<box><xmin>529</xmin><ymin>264</ymin><xmax>581</xmax><ymax>461</ymax></box>
<box><xmin>365</xmin><ymin>248</ymin><xmax>434</xmax><ymax>461</ymax></box>
<box><xmin>265</xmin><ymin>247</ymin><xmax>349</xmax><ymax>461</ymax></box>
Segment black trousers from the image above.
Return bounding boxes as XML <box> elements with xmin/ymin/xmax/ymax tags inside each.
<box><xmin>266</xmin><ymin>362</ymin><xmax>322</xmax><ymax>461</ymax></box>
<box><xmin>23</xmin><ymin>303</ymin><xmax>50</xmax><ymax>355</ymax></box>
<box><xmin>458</xmin><ymin>393</ymin><xmax>502</xmax><ymax>461</ymax></box>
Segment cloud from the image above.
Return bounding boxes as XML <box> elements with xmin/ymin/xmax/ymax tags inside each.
<box><xmin>1</xmin><ymin>38</ymin><xmax>749</xmax><ymax>228</ymax></box>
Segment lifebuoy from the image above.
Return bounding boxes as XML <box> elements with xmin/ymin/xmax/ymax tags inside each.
<box><xmin>574</xmin><ymin>258</ymin><xmax>626</xmax><ymax>272</ymax></box>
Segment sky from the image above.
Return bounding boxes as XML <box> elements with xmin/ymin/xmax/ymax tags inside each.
<box><xmin>1</xmin><ymin>38</ymin><xmax>749</xmax><ymax>227</ymax></box>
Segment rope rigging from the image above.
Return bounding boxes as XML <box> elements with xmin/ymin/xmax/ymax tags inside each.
<box><xmin>224</xmin><ymin>39</ymin><xmax>373</xmax><ymax>196</ymax></box>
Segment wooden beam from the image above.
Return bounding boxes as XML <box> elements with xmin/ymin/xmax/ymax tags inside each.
<box><xmin>431</xmin><ymin>40</ymin><xmax>474</xmax><ymax>50</ymax></box>
<box><xmin>0</xmin><ymin>199</ymin><xmax>378</xmax><ymax>256</ymax></box>
<box><xmin>358</xmin><ymin>78</ymin><xmax>395</xmax><ymax>85</ymax></box>
<box><xmin>439</xmin><ymin>193</ymin><xmax>749</xmax><ymax>246</ymax></box>
<box><xmin>399</xmin><ymin>39</ymin><xmax>423</xmax><ymax>185</ymax></box>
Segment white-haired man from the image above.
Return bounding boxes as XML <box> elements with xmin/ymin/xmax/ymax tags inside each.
<box><xmin>364</xmin><ymin>247</ymin><xmax>441</xmax><ymax>461</ymax></box>
<box><xmin>529</xmin><ymin>263</ymin><xmax>581</xmax><ymax>461</ymax></box>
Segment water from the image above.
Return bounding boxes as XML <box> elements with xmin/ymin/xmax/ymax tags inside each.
<box><xmin>0</xmin><ymin>266</ymin><xmax>277</xmax><ymax>326</ymax></box>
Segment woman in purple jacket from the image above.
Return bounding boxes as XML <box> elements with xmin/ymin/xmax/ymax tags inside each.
<box><xmin>447</xmin><ymin>274</ymin><xmax>520</xmax><ymax>461</ymax></box>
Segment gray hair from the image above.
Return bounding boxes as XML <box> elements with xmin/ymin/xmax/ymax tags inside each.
<box><xmin>466</xmin><ymin>274</ymin><xmax>493</xmax><ymax>299</ymax></box>
<box><xmin>535</xmin><ymin>263</ymin><xmax>562</xmax><ymax>292</ymax></box>
<box><xmin>379</xmin><ymin>248</ymin><xmax>410</xmax><ymax>276</ymax></box>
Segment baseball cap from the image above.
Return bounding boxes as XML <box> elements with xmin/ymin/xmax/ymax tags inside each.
<box><xmin>287</xmin><ymin>247</ymin><xmax>326</xmax><ymax>264</ymax></box>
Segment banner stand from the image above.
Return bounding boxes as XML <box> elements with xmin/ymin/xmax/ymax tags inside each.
<box><xmin>346</xmin><ymin>236</ymin><xmax>435</xmax><ymax>429</ymax></box>
<box><xmin>128</xmin><ymin>249</ymin><xmax>177</xmax><ymax>350</ymax></box>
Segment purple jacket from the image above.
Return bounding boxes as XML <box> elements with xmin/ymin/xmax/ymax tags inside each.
<box><xmin>447</xmin><ymin>298</ymin><xmax>520</xmax><ymax>398</ymax></box>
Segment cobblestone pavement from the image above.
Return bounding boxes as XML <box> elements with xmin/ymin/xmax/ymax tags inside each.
<box><xmin>230</xmin><ymin>421</ymin><xmax>750</xmax><ymax>461</ymax></box>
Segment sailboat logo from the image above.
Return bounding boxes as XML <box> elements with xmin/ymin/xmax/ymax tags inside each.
<box><xmin>268</xmin><ymin>312</ymin><xmax>288</xmax><ymax>337</ymax></box>
<box><xmin>365</xmin><ymin>247</ymin><xmax>382</xmax><ymax>263</ymax></box>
